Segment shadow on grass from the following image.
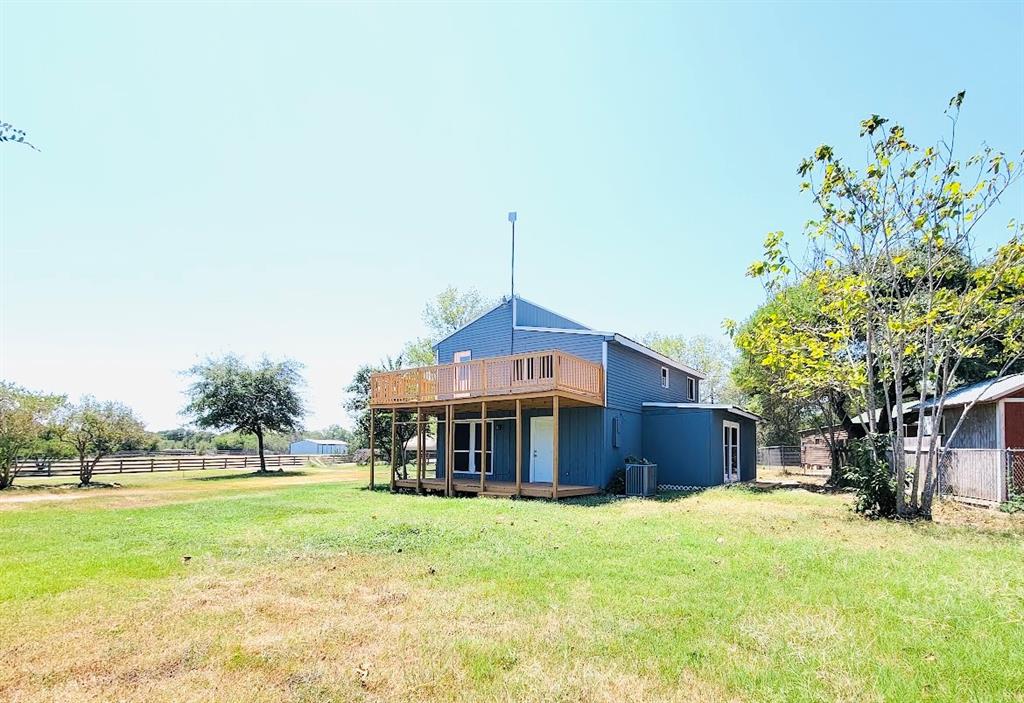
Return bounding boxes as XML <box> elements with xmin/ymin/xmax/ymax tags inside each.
<box><xmin>4</xmin><ymin>481</ymin><xmax>122</xmax><ymax>492</ymax></box>
<box><xmin>192</xmin><ymin>470</ymin><xmax>309</xmax><ymax>482</ymax></box>
<box><xmin>743</xmin><ymin>480</ymin><xmax>851</xmax><ymax>496</ymax></box>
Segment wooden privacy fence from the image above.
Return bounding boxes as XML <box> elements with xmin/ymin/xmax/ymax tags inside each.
<box><xmin>14</xmin><ymin>453</ymin><xmax>351</xmax><ymax>478</ymax></box>
<box><xmin>370</xmin><ymin>349</ymin><xmax>604</xmax><ymax>405</ymax></box>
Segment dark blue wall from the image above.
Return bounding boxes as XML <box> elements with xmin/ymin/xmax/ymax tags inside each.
<box><xmin>435</xmin><ymin>299</ymin><xmax>604</xmax><ymax>364</ymax></box>
<box><xmin>641</xmin><ymin>407</ymin><xmax>757</xmax><ymax>487</ymax></box>
<box><xmin>606</xmin><ymin>343</ymin><xmax>700</xmax><ymax>412</ymax></box>
<box><xmin>436</xmin><ymin>406</ymin><xmax>610</xmax><ymax>488</ymax></box>
<box><xmin>435</xmin><ymin>301</ymin><xmax>514</xmax><ymax>363</ymax></box>
<box><xmin>515</xmin><ymin>299</ymin><xmax>588</xmax><ymax>329</ymax></box>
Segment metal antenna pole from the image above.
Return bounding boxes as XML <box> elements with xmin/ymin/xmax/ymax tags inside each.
<box><xmin>508</xmin><ymin>212</ymin><xmax>517</xmax><ymax>355</ymax></box>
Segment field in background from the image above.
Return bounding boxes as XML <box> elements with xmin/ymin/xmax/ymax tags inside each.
<box><xmin>1</xmin><ymin>465</ymin><xmax>1022</xmax><ymax>702</ymax></box>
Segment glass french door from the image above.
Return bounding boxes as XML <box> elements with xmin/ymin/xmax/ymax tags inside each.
<box><xmin>723</xmin><ymin>421</ymin><xmax>740</xmax><ymax>483</ymax></box>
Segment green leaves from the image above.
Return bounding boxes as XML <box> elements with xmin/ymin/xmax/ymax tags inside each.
<box><xmin>859</xmin><ymin>114</ymin><xmax>889</xmax><ymax>137</ymax></box>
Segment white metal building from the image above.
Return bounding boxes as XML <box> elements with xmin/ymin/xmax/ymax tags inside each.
<box><xmin>288</xmin><ymin>439</ymin><xmax>350</xmax><ymax>455</ymax></box>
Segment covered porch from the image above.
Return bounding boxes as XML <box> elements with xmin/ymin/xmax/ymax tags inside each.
<box><xmin>367</xmin><ymin>390</ymin><xmax>603</xmax><ymax>500</ymax></box>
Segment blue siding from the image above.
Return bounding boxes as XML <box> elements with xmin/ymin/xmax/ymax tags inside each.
<box><xmin>603</xmin><ymin>408</ymin><xmax>644</xmax><ymax>480</ymax></box>
<box><xmin>512</xmin><ymin>330</ymin><xmax>604</xmax><ymax>363</ymax></box>
<box><xmin>436</xmin><ymin>407</ymin><xmax>609</xmax><ymax>488</ymax></box>
<box><xmin>435</xmin><ymin>299</ymin><xmax>605</xmax><ymax>365</ymax></box>
<box><xmin>606</xmin><ymin>343</ymin><xmax>699</xmax><ymax>412</ymax></box>
<box><xmin>435</xmin><ymin>301</ymin><xmax>514</xmax><ymax>363</ymax></box>
<box><xmin>641</xmin><ymin>407</ymin><xmax>757</xmax><ymax>486</ymax></box>
<box><xmin>515</xmin><ymin>299</ymin><xmax>588</xmax><ymax>329</ymax></box>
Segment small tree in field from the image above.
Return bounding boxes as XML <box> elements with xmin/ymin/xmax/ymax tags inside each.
<box><xmin>183</xmin><ymin>356</ymin><xmax>305</xmax><ymax>472</ymax></box>
<box><xmin>0</xmin><ymin>383</ymin><xmax>64</xmax><ymax>489</ymax></box>
<box><xmin>57</xmin><ymin>398</ymin><xmax>148</xmax><ymax>486</ymax></box>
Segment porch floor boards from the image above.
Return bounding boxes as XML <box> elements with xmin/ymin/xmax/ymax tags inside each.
<box><xmin>392</xmin><ymin>477</ymin><xmax>599</xmax><ymax>499</ymax></box>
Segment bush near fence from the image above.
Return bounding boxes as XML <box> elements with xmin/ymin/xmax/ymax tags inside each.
<box><xmin>14</xmin><ymin>453</ymin><xmax>352</xmax><ymax>478</ymax></box>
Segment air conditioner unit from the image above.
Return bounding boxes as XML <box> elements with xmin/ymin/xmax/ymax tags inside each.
<box><xmin>625</xmin><ymin>463</ymin><xmax>657</xmax><ymax>497</ymax></box>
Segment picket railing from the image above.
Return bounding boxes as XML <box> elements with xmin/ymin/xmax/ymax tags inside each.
<box><xmin>370</xmin><ymin>350</ymin><xmax>604</xmax><ymax>406</ymax></box>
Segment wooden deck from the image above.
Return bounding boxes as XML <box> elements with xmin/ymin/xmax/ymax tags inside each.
<box><xmin>393</xmin><ymin>477</ymin><xmax>600</xmax><ymax>499</ymax></box>
<box><xmin>369</xmin><ymin>349</ymin><xmax>604</xmax><ymax>408</ymax></box>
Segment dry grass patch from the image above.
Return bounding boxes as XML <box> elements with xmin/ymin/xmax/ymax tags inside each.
<box><xmin>1</xmin><ymin>468</ymin><xmax>1022</xmax><ymax>702</ymax></box>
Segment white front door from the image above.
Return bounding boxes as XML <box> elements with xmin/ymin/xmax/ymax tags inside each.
<box><xmin>723</xmin><ymin>421</ymin><xmax>740</xmax><ymax>483</ymax></box>
<box><xmin>530</xmin><ymin>416</ymin><xmax>554</xmax><ymax>483</ymax></box>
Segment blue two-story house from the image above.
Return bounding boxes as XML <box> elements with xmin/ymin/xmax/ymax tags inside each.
<box><xmin>368</xmin><ymin>296</ymin><xmax>757</xmax><ymax>498</ymax></box>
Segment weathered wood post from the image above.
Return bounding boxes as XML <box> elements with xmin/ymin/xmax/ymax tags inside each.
<box><xmin>446</xmin><ymin>404</ymin><xmax>454</xmax><ymax>497</ymax></box>
<box><xmin>552</xmin><ymin>395</ymin><xmax>560</xmax><ymax>500</ymax></box>
<box><xmin>515</xmin><ymin>399</ymin><xmax>522</xmax><ymax>497</ymax></box>
<box><xmin>416</xmin><ymin>408</ymin><xmax>423</xmax><ymax>493</ymax></box>
<box><xmin>390</xmin><ymin>409</ymin><xmax>397</xmax><ymax>492</ymax></box>
<box><xmin>369</xmin><ymin>409</ymin><xmax>375</xmax><ymax>489</ymax></box>
<box><xmin>480</xmin><ymin>401</ymin><xmax>487</xmax><ymax>493</ymax></box>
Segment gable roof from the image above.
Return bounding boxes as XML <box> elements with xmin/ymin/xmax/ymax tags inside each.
<box><xmin>930</xmin><ymin>373</ymin><xmax>1024</xmax><ymax>407</ymax></box>
<box><xmin>430</xmin><ymin>294</ymin><xmax>707</xmax><ymax>379</ymax></box>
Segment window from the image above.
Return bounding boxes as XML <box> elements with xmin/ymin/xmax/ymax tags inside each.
<box><xmin>660</xmin><ymin>366</ymin><xmax>669</xmax><ymax>389</ymax></box>
<box><xmin>452</xmin><ymin>420</ymin><xmax>494</xmax><ymax>474</ymax></box>
<box><xmin>687</xmin><ymin>377</ymin><xmax>697</xmax><ymax>401</ymax></box>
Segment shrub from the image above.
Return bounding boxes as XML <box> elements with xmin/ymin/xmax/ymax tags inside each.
<box><xmin>606</xmin><ymin>468</ymin><xmax>626</xmax><ymax>495</ymax></box>
<box><xmin>843</xmin><ymin>436</ymin><xmax>897</xmax><ymax>519</ymax></box>
<box><xmin>1000</xmin><ymin>496</ymin><xmax>1024</xmax><ymax>514</ymax></box>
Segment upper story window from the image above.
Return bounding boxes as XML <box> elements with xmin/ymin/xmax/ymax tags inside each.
<box><xmin>687</xmin><ymin>377</ymin><xmax>696</xmax><ymax>401</ymax></box>
<box><xmin>660</xmin><ymin>367</ymin><xmax>669</xmax><ymax>389</ymax></box>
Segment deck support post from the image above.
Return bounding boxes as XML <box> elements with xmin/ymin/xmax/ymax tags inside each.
<box><xmin>446</xmin><ymin>404</ymin><xmax>455</xmax><ymax>496</ymax></box>
<box><xmin>515</xmin><ymin>399</ymin><xmax>522</xmax><ymax>497</ymax></box>
<box><xmin>444</xmin><ymin>405</ymin><xmax>451</xmax><ymax>496</ymax></box>
<box><xmin>552</xmin><ymin>395</ymin><xmax>560</xmax><ymax>500</ymax></box>
<box><xmin>480</xmin><ymin>401</ymin><xmax>487</xmax><ymax>493</ymax></box>
<box><xmin>389</xmin><ymin>409</ymin><xmax>397</xmax><ymax>492</ymax></box>
<box><xmin>416</xmin><ymin>408</ymin><xmax>423</xmax><ymax>493</ymax></box>
<box><xmin>368</xmin><ymin>409</ymin><xmax>375</xmax><ymax>490</ymax></box>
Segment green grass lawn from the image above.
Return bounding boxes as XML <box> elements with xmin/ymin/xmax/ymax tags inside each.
<box><xmin>1</xmin><ymin>467</ymin><xmax>1022</xmax><ymax>702</ymax></box>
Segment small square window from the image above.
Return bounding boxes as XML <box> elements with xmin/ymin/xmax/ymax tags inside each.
<box><xmin>660</xmin><ymin>367</ymin><xmax>669</xmax><ymax>389</ymax></box>
<box><xmin>687</xmin><ymin>377</ymin><xmax>696</xmax><ymax>401</ymax></box>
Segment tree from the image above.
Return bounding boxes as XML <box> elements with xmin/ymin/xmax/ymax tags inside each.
<box><xmin>727</xmin><ymin>278</ymin><xmax>860</xmax><ymax>482</ymax></box>
<box><xmin>305</xmin><ymin>424</ymin><xmax>353</xmax><ymax>443</ymax></box>
<box><xmin>422</xmin><ymin>286</ymin><xmax>495</xmax><ymax>339</ymax></box>
<box><xmin>345</xmin><ymin>357</ymin><xmax>418</xmax><ymax>475</ymax></box>
<box><xmin>0</xmin><ymin>121</ymin><xmax>38</xmax><ymax>151</ymax></box>
<box><xmin>641</xmin><ymin>332</ymin><xmax>744</xmax><ymax>404</ymax></box>
<box><xmin>183</xmin><ymin>355</ymin><xmax>305</xmax><ymax>472</ymax></box>
<box><xmin>0</xmin><ymin>383</ymin><xmax>64</xmax><ymax>489</ymax></box>
<box><xmin>56</xmin><ymin>398</ymin><xmax>148</xmax><ymax>486</ymax></box>
<box><xmin>744</xmin><ymin>93</ymin><xmax>1024</xmax><ymax>517</ymax></box>
<box><xmin>400</xmin><ymin>287</ymin><xmax>497</xmax><ymax>369</ymax></box>
<box><xmin>400</xmin><ymin>338</ymin><xmax>438</xmax><ymax>368</ymax></box>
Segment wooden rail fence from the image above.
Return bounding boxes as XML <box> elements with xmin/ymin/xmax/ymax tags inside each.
<box><xmin>14</xmin><ymin>453</ymin><xmax>351</xmax><ymax>478</ymax></box>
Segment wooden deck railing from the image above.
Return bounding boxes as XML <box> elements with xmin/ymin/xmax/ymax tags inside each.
<box><xmin>370</xmin><ymin>350</ymin><xmax>604</xmax><ymax>406</ymax></box>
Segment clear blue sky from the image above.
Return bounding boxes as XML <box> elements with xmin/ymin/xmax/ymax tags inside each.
<box><xmin>2</xmin><ymin>1</ymin><xmax>1022</xmax><ymax>430</ymax></box>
